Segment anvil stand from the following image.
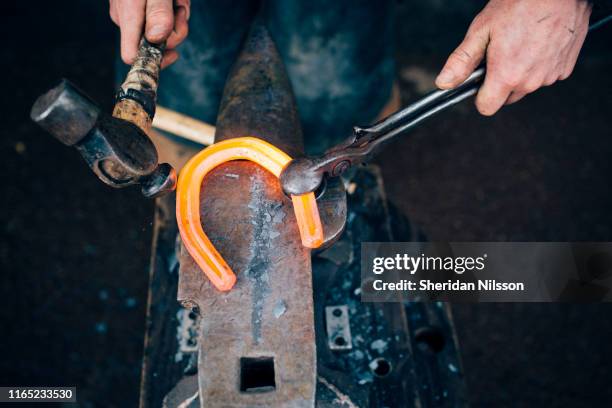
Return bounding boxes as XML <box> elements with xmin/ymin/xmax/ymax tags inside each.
<box><xmin>139</xmin><ymin>25</ymin><xmax>467</xmax><ymax>408</ymax></box>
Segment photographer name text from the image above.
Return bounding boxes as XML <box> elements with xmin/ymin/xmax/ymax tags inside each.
<box><xmin>372</xmin><ymin>279</ymin><xmax>525</xmax><ymax>292</ymax></box>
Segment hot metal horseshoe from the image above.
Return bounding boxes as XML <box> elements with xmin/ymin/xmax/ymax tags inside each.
<box><xmin>176</xmin><ymin>136</ymin><xmax>324</xmax><ymax>291</ymax></box>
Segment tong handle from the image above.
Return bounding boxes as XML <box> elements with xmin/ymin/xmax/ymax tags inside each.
<box><xmin>281</xmin><ymin>69</ymin><xmax>486</xmax><ymax>196</ymax></box>
<box><xmin>351</xmin><ymin>67</ymin><xmax>485</xmax><ymax>147</ymax></box>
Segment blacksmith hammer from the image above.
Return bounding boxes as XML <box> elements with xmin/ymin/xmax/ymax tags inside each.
<box><xmin>30</xmin><ymin>40</ymin><xmax>176</xmax><ymax>198</ymax></box>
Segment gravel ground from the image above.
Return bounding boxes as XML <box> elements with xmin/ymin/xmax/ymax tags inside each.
<box><xmin>1</xmin><ymin>1</ymin><xmax>611</xmax><ymax>407</ymax></box>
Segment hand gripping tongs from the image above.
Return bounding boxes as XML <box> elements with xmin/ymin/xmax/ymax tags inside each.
<box><xmin>280</xmin><ymin>11</ymin><xmax>612</xmax><ymax>197</ymax></box>
<box><xmin>280</xmin><ymin>67</ymin><xmax>485</xmax><ymax>196</ymax></box>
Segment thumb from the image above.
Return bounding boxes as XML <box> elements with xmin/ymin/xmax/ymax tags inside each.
<box><xmin>436</xmin><ymin>28</ymin><xmax>489</xmax><ymax>89</ymax></box>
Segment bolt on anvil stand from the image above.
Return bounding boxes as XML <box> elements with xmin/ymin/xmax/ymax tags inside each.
<box><xmin>140</xmin><ymin>25</ymin><xmax>467</xmax><ymax>408</ymax></box>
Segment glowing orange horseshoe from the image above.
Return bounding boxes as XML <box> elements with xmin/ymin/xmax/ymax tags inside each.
<box><xmin>176</xmin><ymin>137</ymin><xmax>324</xmax><ymax>291</ymax></box>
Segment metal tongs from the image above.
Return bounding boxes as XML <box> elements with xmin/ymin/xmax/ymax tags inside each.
<box><xmin>280</xmin><ymin>67</ymin><xmax>485</xmax><ymax>196</ymax></box>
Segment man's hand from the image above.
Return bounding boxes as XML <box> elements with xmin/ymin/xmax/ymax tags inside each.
<box><xmin>109</xmin><ymin>0</ymin><xmax>190</xmax><ymax>68</ymax></box>
<box><xmin>435</xmin><ymin>0</ymin><xmax>592</xmax><ymax>116</ymax></box>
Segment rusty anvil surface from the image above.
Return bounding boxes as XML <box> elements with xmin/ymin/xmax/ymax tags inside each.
<box><xmin>174</xmin><ymin>25</ymin><xmax>346</xmax><ymax>407</ymax></box>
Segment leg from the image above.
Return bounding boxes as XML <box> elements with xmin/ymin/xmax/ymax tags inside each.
<box><xmin>263</xmin><ymin>0</ymin><xmax>396</xmax><ymax>154</ymax></box>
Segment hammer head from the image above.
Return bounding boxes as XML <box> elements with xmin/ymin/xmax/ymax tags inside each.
<box><xmin>31</xmin><ymin>80</ymin><xmax>175</xmax><ymax>198</ymax></box>
<box><xmin>31</xmin><ymin>79</ymin><xmax>100</xmax><ymax>146</ymax></box>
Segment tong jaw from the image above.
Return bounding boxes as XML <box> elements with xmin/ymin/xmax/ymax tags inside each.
<box><xmin>280</xmin><ymin>125</ymin><xmax>383</xmax><ymax>196</ymax></box>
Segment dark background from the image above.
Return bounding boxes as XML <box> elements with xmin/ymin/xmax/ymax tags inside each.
<box><xmin>1</xmin><ymin>1</ymin><xmax>611</xmax><ymax>407</ymax></box>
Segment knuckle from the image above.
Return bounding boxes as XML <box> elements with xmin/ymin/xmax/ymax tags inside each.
<box><xmin>451</xmin><ymin>47</ymin><xmax>470</xmax><ymax>61</ymax></box>
<box><xmin>523</xmin><ymin>79</ymin><xmax>542</xmax><ymax>93</ymax></box>
<box><xmin>489</xmin><ymin>64</ymin><xmax>520</xmax><ymax>88</ymax></box>
<box><xmin>559</xmin><ymin>68</ymin><xmax>573</xmax><ymax>81</ymax></box>
<box><xmin>448</xmin><ymin>49</ymin><xmax>475</xmax><ymax>75</ymax></box>
<box><xmin>450</xmin><ymin>48</ymin><xmax>472</xmax><ymax>65</ymax></box>
<box><xmin>469</xmin><ymin>13</ymin><xmax>485</xmax><ymax>31</ymax></box>
<box><xmin>148</xmin><ymin>8</ymin><xmax>174</xmax><ymax>31</ymax></box>
<box><xmin>498</xmin><ymin>72</ymin><xmax>521</xmax><ymax>88</ymax></box>
<box><xmin>543</xmin><ymin>76</ymin><xmax>557</xmax><ymax>87</ymax></box>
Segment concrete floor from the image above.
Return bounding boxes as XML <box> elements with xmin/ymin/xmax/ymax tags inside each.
<box><xmin>1</xmin><ymin>1</ymin><xmax>611</xmax><ymax>407</ymax></box>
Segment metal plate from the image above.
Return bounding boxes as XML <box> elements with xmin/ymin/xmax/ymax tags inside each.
<box><xmin>325</xmin><ymin>305</ymin><xmax>353</xmax><ymax>351</ymax></box>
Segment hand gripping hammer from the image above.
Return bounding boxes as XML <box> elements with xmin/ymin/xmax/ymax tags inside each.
<box><xmin>30</xmin><ymin>40</ymin><xmax>176</xmax><ymax>198</ymax></box>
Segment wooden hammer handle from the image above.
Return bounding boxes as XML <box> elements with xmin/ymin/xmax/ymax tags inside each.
<box><xmin>112</xmin><ymin>39</ymin><xmax>164</xmax><ymax>132</ymax></box>
<box><xmin>153</xmin><ymin>106</ymin><xmax>216</xmax><ymax>146</ymax></box>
